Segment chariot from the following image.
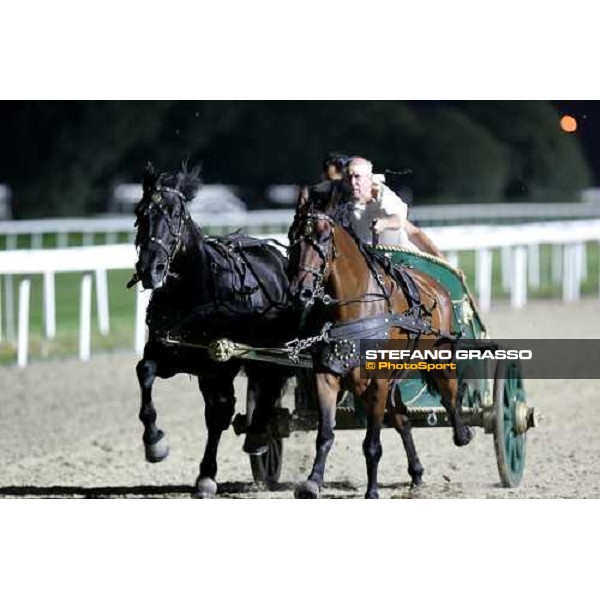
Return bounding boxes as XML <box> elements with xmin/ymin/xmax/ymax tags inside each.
<box><xmin>218</xmin><ymin>246</ymin><xmax>539</xmax><ymax>489</ymax></box>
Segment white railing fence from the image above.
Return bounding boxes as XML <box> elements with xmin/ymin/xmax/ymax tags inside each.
<box><xmin>0</xmin><ymin>211</ymin><xmax>296</xmax><ymax>250</ymax></box>
<box><xmin>1</xmin><ymin>220</ymin><xmax>599</xmax><ymax>367</ymax></box>
<box><xmin>3</xmin><ymin>201</ymin><xmax>600</xmax><ymax>251</ymax></box>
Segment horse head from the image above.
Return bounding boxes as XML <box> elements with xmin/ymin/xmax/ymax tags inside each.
<box><xmin>287</xmin><ymin>203</ymin><xmax>337</xmax><ymax>309</ymax></box>
<box><xmin>133</xmin><ymin>162</ymin><xmax>201</xmax><ymax>289</ymax></box>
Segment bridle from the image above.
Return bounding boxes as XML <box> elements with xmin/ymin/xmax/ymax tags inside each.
<box><xmin>135</xmin><ymin>185</ymin><xmax>191</xmax><ymax>285</ymax></box>
<box><xmin>289</xmin><ymin>211</ymin><xmax>337</xmax><ymax>306</ymax></box>
<box><xmin>289</xmin><ymin>209</ymin><xmax>393</xmax><ymax>309</ymax></box>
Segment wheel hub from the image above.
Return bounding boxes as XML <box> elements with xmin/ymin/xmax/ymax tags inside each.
<box><xmin>514</xmin><ymin>403</ymin><xmax>540</xmax><ymax>434</ymax></box>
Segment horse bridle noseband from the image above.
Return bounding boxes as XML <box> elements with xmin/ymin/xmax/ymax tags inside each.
<box><xmin>137</xmin><ymin>185</ymin><xmax>190</xmax><ymax>283</ymax></box>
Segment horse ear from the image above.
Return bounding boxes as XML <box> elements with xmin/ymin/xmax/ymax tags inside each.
<box><xmin>297</xmin><ymin>185</ymin><xmax>309</xmax><ymax>209</ymax></box>
<box><xmin>143</xmin><ymin>162</ymin><xmax>157</xmax><ymax>192</ymax></box>
<box><xmin>177</xmin><ymin>163</ymin><xmax>202</xmax><ymax>202</ymax></box>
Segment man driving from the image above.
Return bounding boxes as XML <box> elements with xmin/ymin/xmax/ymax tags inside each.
<box><xmin>345</xmin><ymin>156</ymin><xmax>444</xmax><ymax>258</ymax></box>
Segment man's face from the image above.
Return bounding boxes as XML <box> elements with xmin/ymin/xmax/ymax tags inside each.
<box><xmin>347</xmin><ymin>164</ymin><xmax>373</xmax><ymax>202</ymax></box>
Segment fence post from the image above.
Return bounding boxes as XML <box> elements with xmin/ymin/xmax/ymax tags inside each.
<box><xmin>562</xmin><ymin>244</ymin><xmax>580</xmax><ymax>302</ymax></box>
<box><xmin>574</xmin><ymin>242</ymin><xmax>585</xmax><ymax>284</ymax></box>
<box><xmin>43</xmin><ymin>271</ymin><xmax>56</xmax><ymax>339</ymax></box>
<box><xmin>510</xmin><ymin>246</ymin><xmax>527</xmax><ymax>309</ymax></box>
<box><xmin>95</xmin><ymin>268</ymin><xmax>110</xmax><ymax>335</ymax></box>
<box><xmin>79</xmin><ymin>274</ymin><xmax>92</xmax><ymax>361</ymax></box>
<box><xmin>17</xmin><ymin>278</ymin><xmax>31</xmax><ymax>368</ymax></box>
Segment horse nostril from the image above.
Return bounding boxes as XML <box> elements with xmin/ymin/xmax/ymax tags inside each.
<box><xmin>155</xmin><ymin>263</ymin><xmax>165</xmax><ymax>274</ymax></box>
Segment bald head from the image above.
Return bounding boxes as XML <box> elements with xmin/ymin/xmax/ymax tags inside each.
<box><xmin>347</xmin><ymin>157</ymin><xmax>373</xmax><ymax>173</ymax></box>
<box><xmin>347</xmin><ymin>156</ymin><xmax>374</xmax><ymax>202</ymax></box>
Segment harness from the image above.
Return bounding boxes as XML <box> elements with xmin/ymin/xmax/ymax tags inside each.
<box><xmin>201</xmin><ymin>233</ymin><xmax>290</xmax><ymax>317</ymax></box>
<box><xmin>133</xmin><ymin>185</ymin><xmax>191</xmax><ymax>287</ymax></box>
<box><xmin>289</xmin><ymin>209</ymin><xmax>445</xmax><ymax>376</ymax></box>
<box><xmin>138</xmin><ymin>188</ymin><xmax>291</xmax><ymax>337</ymax></box>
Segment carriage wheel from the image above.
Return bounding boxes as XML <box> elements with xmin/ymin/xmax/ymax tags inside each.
<box><xmin>246</xmin><ymin>392</ymin><xmax>283</xmax><ymax>487</ymax></box>
<box><xmin>493</xmin><ymin>360</ymin><xmax>527</xmax><ymax>488</ymax></box>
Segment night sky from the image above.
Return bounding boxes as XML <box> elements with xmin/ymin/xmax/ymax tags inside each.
<box><xmin>554</xmin><ymin>100</ymin><xmax>600</xmax><ymax>185</ymax></box>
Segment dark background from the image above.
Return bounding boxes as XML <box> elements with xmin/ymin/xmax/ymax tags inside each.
<box><xmin>0</xmin><ymin>100</ymin><xmax>595</xmax><ymax>217</ymax></box>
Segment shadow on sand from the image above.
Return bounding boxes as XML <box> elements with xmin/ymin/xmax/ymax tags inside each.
<box><xmin>0</xmin><ymin>479</ymin><xmax>369</xmax><ymax>498</ymax></box>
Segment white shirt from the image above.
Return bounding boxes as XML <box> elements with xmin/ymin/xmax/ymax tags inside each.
<box><xmin>349</xmin><ymin>184</ymin><xmax>415</xmax><ymax>247</ymax></box>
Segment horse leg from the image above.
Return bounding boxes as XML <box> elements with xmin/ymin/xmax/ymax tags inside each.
<box><xmin>136</xmin><ymin>358</ymin><xmax>170</xmax><ymax>463</ymax></box>
<box><xmin>295</xmin><ymin>373</ymin><xmax>339</xmax><ymax>499</ymax></box>
<box><xmin>387</xmin><ymin>385</ymin><xmax>424</xmax><ymax>486</ymax></box>
<box><xmin>435</xmin><ymin>372</ymin><xmax>474</xmax><ymax>447</ymax></box>
<box><xmin>243</xmin><ymin>366</ymin><xmax>288</xmax><ymax>455</ymax></box>
<box><xmin>194</xmin><ymin>374</ymin><xmax>237</xmax><ymax>498</ymax></box>
<box><xmin>363</xmin><ymin>379</ymin><xmax>387</xmax><ymax>499</ymax></box>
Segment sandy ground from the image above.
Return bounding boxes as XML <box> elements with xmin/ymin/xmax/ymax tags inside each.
<box><xmin>1</xmin><ymin>299</ymin><xmax>599</xmax><ymax>499</ymax></box>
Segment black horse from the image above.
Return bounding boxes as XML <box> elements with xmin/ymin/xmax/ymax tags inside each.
<box><xmin>132</xmin><ymin>163</ymin><xmax>297</xmax><ymax>498</ymax></box>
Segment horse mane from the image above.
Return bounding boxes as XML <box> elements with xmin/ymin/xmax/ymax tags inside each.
<box><xmin>300</xmin><ymin>182</ymin><xmax>375</xmax><ymax>262</ymax></box>
<box><xmin>159</xmin><ymin>162</ymin><xmax>202</xmax><ymax>202</ymax></box>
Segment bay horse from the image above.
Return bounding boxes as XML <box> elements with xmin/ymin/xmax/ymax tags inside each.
<box><xmin>132</xmin><ymin>163</ymin><xmax>296</xmax><ymax>498</ymax></box>
<box><xmin>287</xmin><ymin>198</ymin><xmax>473</xmax><ymax>499</ymax></box>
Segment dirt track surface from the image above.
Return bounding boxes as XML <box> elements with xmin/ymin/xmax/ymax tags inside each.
<box><xmin>2</xmin><ymin>299</ymin><xmax>600</xmax><ymax>499</ymax></box>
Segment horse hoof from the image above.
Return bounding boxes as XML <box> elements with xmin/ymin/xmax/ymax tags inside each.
<box><xmin>409</xmin><ymin>465</ymin><xmax>424</xmax><ymax>487</ymax></box>
<box><xmin>410</xmin><ymin>474</ymin><xmax>424</xmax><ymax>487</ymax></box>
<box><xmin>144</xmin><ymin>437</ymin><xmax>170</xmax><ymax>463</ymax></box>
<box><xmin>193</xmin><ymin>477</ymin><xmax>218</xmax><ymax>499</ymax></box>
<box><xmin>453</xmin><ymin>426</ymin><xmax>475</xmax><ymax>447</ymax></box>
<box><xmin>294</xmin><ymin>480</ymin><xmax>320</xmax><ymax>499</ymax></box>
<box><xmin>243</xmin><ymin>432</ymin><xmax>270</xmax><ymax>455</ymax></box>
<box><xmin>365</xmin><ymin>489</ymin><xmax>379</xmax><ymax>499</ymax></box>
